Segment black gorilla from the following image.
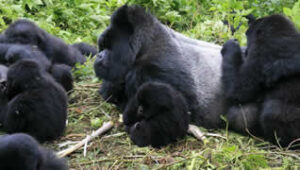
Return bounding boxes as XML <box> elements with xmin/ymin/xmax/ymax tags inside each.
<box><xmin>3</xmin><ymin>19</ymin><xmax>85</xmax><ymax>66</ymax></box>
<box><xmin>123</xmin><ymin>82</ymin><xmax>189</xmax><ymax>147</ymax></box>
<box><xmin>49</xmin><ymin>64</ymin><xmax>73</xmax><ymax>92</ymax></box>
<box><xmin>0</xmin><ymin>64</ymin><xmax>8</xmax><ymax>123</ymax></box>
<box><xmin>0</xmin><ymin>44</ymin><xmax>73</xmax><ymax>91</ymax></box>
<box><xmin>0</xmin><ymin>60</ymin><xmax>67</xmax><ymax>142</ymax></box>
<box><xmin>221</xmin><ymin>14</ymin><xmax>300</xmax><ymax>147</ymax></box>
<box><xmin>5</xmin><ymin>44</ymin><xmax>50</xmax><ymax>68</ymax></box>
<box><xmin>72</xmin><ymin>42</ymin><xmax>98</xmax><ymax>57</ymax></box>
<box><xmin>0</xmin><ymin>133</ymin><xmax>67</xmax><ymax>170</ymax></box>
<box><xmin>95</xmin><ymin>5</ymin><xmax>225</xmax><ymax>147</ymax></box>
<box><xmin>100</xmin><ymin>80</ymin><xmax>127</xmax><ymax>110</ymax></box>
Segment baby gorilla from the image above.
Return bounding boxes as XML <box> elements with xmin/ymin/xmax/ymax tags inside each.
<box><xmin>4</xmin><ymin>19</ymin><xmax>85</xmax><ymax>66</ymax></box>
<box><xmin>123</xmin><ymin>82</ymin><xmax>189</xmax><ymax>147</ymax></box>
<box><xmin>1</xmin><ymin>60</ymin><xmax>68</xmax><ymax>142</ymax></box>
<box><xmin>0</xmin><ymin>133</ymin><xmax>67</xmax><ymax>170</ymax></box>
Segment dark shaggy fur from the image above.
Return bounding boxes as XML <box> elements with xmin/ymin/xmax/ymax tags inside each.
<box><xmin>5</xmin><ymin>44</ymin><xmax>50</xmax><ymax>69</ymax></box>
<box><xmin>222</xmin><ymin>14</ymin><xmax>300</xmax><ymax>148</ymax></box>
<box><xmin>123</xmin><ymin>82</ymin><xmax>189</xmax><ymax>147</ymax></box>
<box><xmin>49</xmin><ymin>64</ymin><xmax>73</xmax><ymax>92</ymax></box>
<box><xmin>0</xmin><ymin>133</ymin><xmax>67</xmax><ymax>170</ymax></box>
<box><xmin>1</xmin><ymin>60</ymin><xmax>67</xmax><ymax>142</ymax></box>
<box><xmin>4</xmin><ymin>19</ymin><xmax>86</xmax><ymax>66</ymax></box>
<box><xmin>95</xmin><ymin>5</ymin><xmax>225</xmax><ymax>147</ymax></box>
<box><xmin>72</xmin><ymin>42</ymin><xmax>98</xmax><ymax>57</ymax></box>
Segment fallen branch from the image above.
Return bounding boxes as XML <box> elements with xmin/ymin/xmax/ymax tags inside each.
<box><xmin>188</xmin><ymin>124</ymin><xmax>207</xmax><ymax>141</ymax></box>
<box><xmin>187</xmin><ymin>124</ymin><xmax>226</xmax><ymax>142</ymax></box>
<box><xmin>57</xmin><ymin>121</ymin><xmax>114</xmax><ymax>158</ymax></box>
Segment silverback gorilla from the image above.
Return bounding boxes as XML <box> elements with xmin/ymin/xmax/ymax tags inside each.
<box><xmin>0</xmin><ymin>133</ymin><xmax>67</xmax><ymax>170</ymax></box>
<box><xmin>222</xmin><ymin>14</ymin><xmax>300</xmax><ymax>148</ymax></box>
<box><xmin>94</xmin><ymin>5</ymin><xmax>225</xmax><ymax>147</ymax></box>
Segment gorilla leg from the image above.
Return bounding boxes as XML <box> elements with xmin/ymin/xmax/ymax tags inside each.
<box><xmin>226</xmin><ymin>103</ymin><xmax>261</xmax><ymax>136</ymax></box>
<box><xmin>260</xmin><ymin>99</ymin><xmax>300</xmax><ymax>147</ymax></box>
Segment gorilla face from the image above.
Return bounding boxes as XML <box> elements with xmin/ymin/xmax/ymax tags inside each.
<box><xmin>94</xmin><ymin>27</ymin><xmax>135</xmax><ymax>82</ymax></box>
<box><xmin>128</xmin><ymin>120</ymin><xmax>151</xmax><ymax>147</ymax></box>
<box><xmin>4</xmin><ymin>19</ymin><xmax>45</xmax><ymax>45</ymax></box>
<box><xmin>94</xmin><ymin>6</ymin><xmax>137</xmax><ymax>83</ymax></box>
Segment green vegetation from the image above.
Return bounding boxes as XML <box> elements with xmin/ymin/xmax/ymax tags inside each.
<box><xmin>0</xmin><ymin>0</ymin><xmax>300</xmax><ymax>169</ymax></box>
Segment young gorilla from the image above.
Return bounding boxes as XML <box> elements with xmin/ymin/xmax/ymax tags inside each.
<box><xmin>72</xmin><ymin>42</ymin><xmax>98</xmax><ymax>57</ymax></box>
<box><xmin>123</xmin><ymin>82</ymin><xmax>190</xmax><ymax>147</ymax></box>
<box><xmin>0</xmin><ymin>133</ymin><xmax>68</xmax><ymax>170</ymax></box>
<box><xmin>1</xmin><ymin>60</ymin><xmax>68</xmax><ymax>142</ymax></box>
<box><xmin>3</xmin><ymin>19</ymin><xmax>86</xmax><ymax>66</ymax></box>
<box><xmin>95</xmin><ymin>5</ymin><xmax>225</xmax><ymax>147</ymax></box>
<box><xmin>49</xmin><ymin>64</ymin><xmax>73</xmax><ymax>92</ymax></box>
<box><xmin>0</xmin><ymin>44</ymin><xmax>73</xmax><ymax>91</ymax></box>
<box><xmin>5</xmin><ymin>44</ymin><xmax>51</xmax><ymax>69</ymax></box>
<box><xmin>221</xmin><ymin>14</ymin><xmax>300</xmax><ymax>147</ymax></box>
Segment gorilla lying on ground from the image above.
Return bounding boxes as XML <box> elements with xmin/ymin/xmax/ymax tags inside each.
<box><xmin>95</xmin><ymin>5</ymin><xmax>225</xmax><ymax>147</ymax></box>
<box><xmin>0</xmin><ymin>133</ymin><xmax>68</xmax><ymax>170</ymax></box>
<box><xmin>0</xmin><ymin>43</ymin><xmax>73</xmax><ymax>91</ymax></box>
<box><xmin>2</xmin><ymin>19</ymin><xmax>86</xmax><ymax>66</ymax></box>
<box><xmin>222</xmin><ymin>14</ymin><xmax>300</xmax><ymax>148</ymax></box>
<box><xmin>0</xmin><ymin>60</ymin><xmax>68</xmax><ymax>142</ymax></box>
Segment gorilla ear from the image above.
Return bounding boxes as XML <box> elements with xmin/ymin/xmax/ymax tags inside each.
<box><xmin>245</xmin><ymin>14</ymin><xmax>256</xmax><ymax>25</ymax></box>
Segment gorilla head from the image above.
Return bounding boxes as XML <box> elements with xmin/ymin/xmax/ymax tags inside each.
<box><xmin>94</xmin><ymin>5</ymin><xmax>154</xmax><ymax>83</ymax></box>
<box><xmin>4</xmin><ymin>19</ymin><xmax>46</xmax><ymax>45</ymax></box>
<box><xmin>5</xmin><ymin>45</ymin><xmax>50</xmax><ymax>68</ymax></box>
<box><xmin>123</xmin><ymin>82</ymin><xmax>190</xmax><ymax>147</ymax></box>
<box><xmin>0</xmin><ymin>133</ymin><xmax>68</xmax><ymax>170</ymax></box>
<box><xmin>246</xmin><ymin>14</ymin><xmax>299</xmax><ymax>54</ymax></box>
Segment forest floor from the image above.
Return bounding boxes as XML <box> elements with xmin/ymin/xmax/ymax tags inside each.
<box><xmin>47</xmin><ymin>58</ymin><xmax>300</xmax><ymax>170</ymax></box>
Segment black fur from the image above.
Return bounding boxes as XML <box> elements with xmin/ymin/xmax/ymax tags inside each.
<box><xmin>49</xmin><ymin>64</ymin><xmax>73</xmax><ymax>92</ymax></box>
<box><xmin>4</xmin><ymin>19</ymin><xmax>86</xmax><ymax>66</ymax></box>
<box><xmin>95</xmin><ymin>5</ymin><xmax>224</xmax><ymax>147</ymax></box>
<box><xmin>1</xmin><ymin>60</ymin><xmax>67</xmax><ymax>142</ymax></box>
<box><xmin>123</xmin><ymin>82</ymin><xmax>189</xmax><ymax>147</ymax></box>
<box><xmin>100</xmin><ymin>80</ymin><xmax>127</xmax><ymax>110</ymax></box>
<box><xmin>221</xmin><ymin>14</ymin><xmax>300</xmax><ymax>147</ymax></box>
<box><xmin>72</xmin><ymin>42</ymin><xmax>97</xmax><ymax>57</ymax></box>
<box><xmin>0</xmin><ymin>65</ymin><xmax>8</xmax><ymax>123</ymax></box>
<box><xmin>5</xmin><ymin>44</ymin><xmax>50</xmax><ymax>69</ymax></box>
<box><xmin>0</xmin><ymin>133</ymin><xmax>67</xmax><ymax>170</ymax></box>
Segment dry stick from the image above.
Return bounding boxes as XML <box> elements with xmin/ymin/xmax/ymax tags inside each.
<box><xmin>188</xmin><ymin>124</ymin><xmax>207</xmax><ymax>141</ymax></box>
<box><xmin>57</xmin><ymin>121</ymin><xmax>114</xmax><ymax>158</ymax></box>
<box><xmin>187</xmin><ymin>124</ymin><xmax>226</xmax><ymax>142</ymax></box>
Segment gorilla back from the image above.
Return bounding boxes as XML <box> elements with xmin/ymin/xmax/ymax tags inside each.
<box><xmin>2</xmin><ymin>60</ymin><xmax>68</xmax><ymax>142</ymax></box>
<box><xmin>94</xmin><ymin>5</ymin><xmax>225</xmax><ymax>140</ymax></box>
